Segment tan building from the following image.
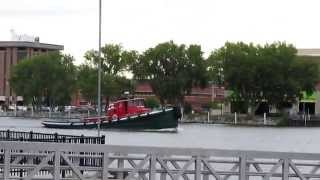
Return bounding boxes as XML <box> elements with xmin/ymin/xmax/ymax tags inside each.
<box><xmin>297</xmin><ymin>49</ymin><xmax>320</xmax><ymax>56</ymax></box>
<box><xmin>0</xmin><ymin>41</ymin><xmax>63</xmax><ymax>105</ymax></box>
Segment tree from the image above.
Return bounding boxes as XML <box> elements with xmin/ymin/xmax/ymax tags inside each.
<box><xmin>208</xmin><ymin>42</ymin><xmax>319</xmax><ymax>115</ymax></box>
<box><xmin>82</xmin><ymin>44</ymin><xmax>136</xmax><ymax>107</ymax></box>
<box><xmin>84</xmin><ymin>44</ymin><xmax>137</xmax><ymax>76</ymax></box>
<box><xmin>132</xmin><ymin>41</ymin><xmax>208</xmax><ymax>106</ymax></box>
<box><xmin>77</xmin><ymin>66</ymin><xmax>133</xmax><ymax>108</ymax></box>
<box><xmin>207</xmin><ymin>48</ymin><xmax>225</xmax><ymax>86</ymax></box>
<box><xmin>10</xmin><ymin>52</ymin><xmax>77</xmax><ymax>110</ymax></box>
<box><xmin>77</xmin><ymin>65</ymin><xmax>98</xmax><ymax>104</ymax></box>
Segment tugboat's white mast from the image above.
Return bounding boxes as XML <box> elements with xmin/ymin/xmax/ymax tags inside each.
<box><xmin>97</xmin><ymin>0</ymin><xmax>102</xmax><ymax>137</ymax></box>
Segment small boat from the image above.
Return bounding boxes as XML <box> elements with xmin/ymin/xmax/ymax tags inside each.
<box><xmin>42</xmin><ymin>98</ymin><xmax>181</xmax><ymax>129</ymax></box>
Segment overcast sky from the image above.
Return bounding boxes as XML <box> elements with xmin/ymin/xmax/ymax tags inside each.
<box><xmin>1</xmin><ymin>0</ymin><xmax>320</xmax><ymax>64</ymax></box>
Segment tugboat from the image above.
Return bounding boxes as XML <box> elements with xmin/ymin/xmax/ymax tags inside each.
<box><xmin>42</xmin><ymin>98</ymin><xmax>180</xmax><ymax>130</ymax></box>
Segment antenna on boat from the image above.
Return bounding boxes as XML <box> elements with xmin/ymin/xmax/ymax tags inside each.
<box><xmin>97</xmin><ymin>0</ymin><xmax>102</xmax><ymax>137</ymax></box>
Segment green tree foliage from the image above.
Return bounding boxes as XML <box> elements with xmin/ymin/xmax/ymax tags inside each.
<box><xmin>10</xmin><ymin>52</ymin><xmax>76</xmax><ymax>109</ymax></box>
<box><xmin>81</xmin><ymin>44</ymin><xmax>135</xmax><ymax>106</ymax></box>
<box><xmin>77</xmin><ymin>65</ymin><xmax>98</xmax><ymax>104</ymax></box>
<box><xmin>144</xmin><ymin>97</ymin><xmax>160</xmax><ymax>109</ymax></box>
<box><xmin>84</xmin><ymin>44</ymin><xmax>137</xmax><ymax>75</ymax></box>
<box><xmin>132</xmin><ymin>41</ymin><xmax>208</xmax><ymax>106</ymax></box>
<box><xmin>208</xmin><ymin>42</ymin><xmax>319</xmax><ymax>114</ymax></box>
<box><xmin>205</xmin><ymin>101</ymin><xmax>221</xmax><ymax>109</ymax></box>
<box><xmin>77</xmin><ymin>64</ymin><xmax>133</xmax><ymax>106</ymax></box>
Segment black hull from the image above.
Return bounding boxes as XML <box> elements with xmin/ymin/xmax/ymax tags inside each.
<box><xmin>42</xmin><ymin>108</ymin><xmax>180</xmax><ymax>130</ymax></box>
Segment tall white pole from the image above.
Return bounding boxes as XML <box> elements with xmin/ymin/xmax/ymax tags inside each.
<box><xmin>97</xmin><ymin>0</ymin><xmax>102</xmax><ymax>137</ymax></box>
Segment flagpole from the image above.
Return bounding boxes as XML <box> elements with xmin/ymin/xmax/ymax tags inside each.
<box><xmin>97</xmin><ymin>0</ymin><xmax>102</xmax><ymax>137</ymax></box>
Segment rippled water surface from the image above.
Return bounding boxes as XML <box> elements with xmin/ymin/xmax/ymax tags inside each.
<box><xmin>0</xmin><ymin>117</ymin><xmax>319</xmax><ymax>153</ymax></box>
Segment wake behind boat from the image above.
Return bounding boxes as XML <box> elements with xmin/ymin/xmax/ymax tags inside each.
<box><xmin>42</xmin><ymin>98</ymin><xmax>180</xmax><ymax>129</ymax></box>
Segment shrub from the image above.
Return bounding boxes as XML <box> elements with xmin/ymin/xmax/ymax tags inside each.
<box><xmin>276</xmin><ymin>113</ymin><xmax>290</xmax><ymax>126</ymax></box>
<box><xmin>207</xmin><ymin>101</ymin><xmax>221</xmax><ymax>109</ymax></box>
<box><xmin>144</xmin><ymin>97</ymin><xmax>160</xmax><ymax>109</ymax></box>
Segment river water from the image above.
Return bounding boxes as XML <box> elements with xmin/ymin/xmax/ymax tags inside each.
<box><xmin>0</xmin><ymin>117</ymin><xmax>319</xmax><ymax>153</ymax></box>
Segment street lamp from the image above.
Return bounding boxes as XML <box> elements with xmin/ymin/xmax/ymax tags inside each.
<box><xmin>217</xmin><ymin>67</ymin><xmax>224</xmax><ymax>117</ymax></box>
<box><xmin>97</xmin><ymin>0</ymin><xmax>102</xmax><ymax>137</ymax></box>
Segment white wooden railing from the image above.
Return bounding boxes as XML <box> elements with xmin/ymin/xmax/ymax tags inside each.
<box><xmin>1</xmin><ymin>141</ymin><xmax>320</xmax><ymax>179</ymax></box>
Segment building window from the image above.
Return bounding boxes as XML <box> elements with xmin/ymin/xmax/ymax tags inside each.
<box><xmin>18</xmin><ymin>48</ymin><xmax>27</xmax><ymax>61</ymax></box>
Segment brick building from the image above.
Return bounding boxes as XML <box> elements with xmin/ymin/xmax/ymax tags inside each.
<box><xmin>134</xmin><ymin>81</ymin><xmax>225</xmax><ymax>111</ymax></box>
<box><xmin>0</xmin><ymin>41</ymin><xmax>63</xmax><ymax>105</ymax></box>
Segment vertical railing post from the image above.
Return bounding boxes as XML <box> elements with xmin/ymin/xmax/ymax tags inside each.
<box><xmin>149</xmin><ymin>154</ymin><xmax>156</xmax><ymax>180</ymax></box>
<box><xmin>6</xmin><ymin>129</ymin><xmax>10</xmax><ymax>140</ymax></box>
<box><xmin>31</xmin><ymin>107</ymin><xmax>34</xmax><ymax>117</ymax></box>
<box><xmin>102</xmin><ymin>152</ymin><xmax>109</xmax><ymax>180</ymax></box>
<box><xmin>235</xmin><ymin>112</ymin><xmax>237</xmax><ymax>124</ymax></box>
<box><xmin>4</xmin><ymin>148</ymin><xmax>10</xmax><ymax>179</ymax></box>
<box><xmin>19</xmin><ymin>167</ymin><xmax>23</xmax><ymax>178</ymax></box>
<box><xmin>14</xmin><ymin>104</ymin><xmax>17</xmax><ymax>117</ymax></box>
<box><xmin>101</xmin><ymin>135</ymin><xmax>105</xmax><ymax>144</ymax></box>
<box><xmin>54</xmin><ymin>133</ymin><xmax>58</xmax><ymax>142</ymax></box>
<box><xmin>79</xmin><ymin>135</ymin><xmax>85</xmax><ymax>174</ymax></box>
<box><xmin>117</xmin><ymin>153</ymin><xmax>125</xmax><ymax>179</ymax></box>
<box><xmin>54</xmin><ymin>150</ymin><xmax>61</xmax><ymax>180</ymax></box>
<box><xmin>282</xmin><ymin>158</ymin><xmax>289</xmax><ymax>180</ymax></box>
<box><xmin>195</xmin><ymin>155</ymin><xmax>201</xmax><ymax>180</ymax></box>
<box><xmin>80</xmin><ymin>135</ymin><xmax>84</xmax><ymax>143</ymax></box>
<box><xmin>19</xmin><ymin>148</ymin><xmax>24</xmax><ymax>178</ymax></box>
<box><xmin>29</xmin><ymin>131</ymin><xmax>33</xmax><ymax>141</ymax></box>
<box><xmin>239</xmin><ymin>154</ymin><xmax>247</xmax><ymax>180</ymax></box>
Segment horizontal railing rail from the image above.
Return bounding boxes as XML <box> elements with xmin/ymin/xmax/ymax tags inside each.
<box><xmin>0</xmin><ymin>141</ymin><xmax>319</xmax><ymax>179</ymax></box>
<box><xmin>0</xmin><ymin>130</ymin><xmax>105</xmax><ymax>144</ymax></box>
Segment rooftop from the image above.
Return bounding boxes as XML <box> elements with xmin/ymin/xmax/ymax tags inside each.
<box><xmin>0</xmin><ymin>41</ymin><xmax>63</xmax><ymax>50</ymax></box>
